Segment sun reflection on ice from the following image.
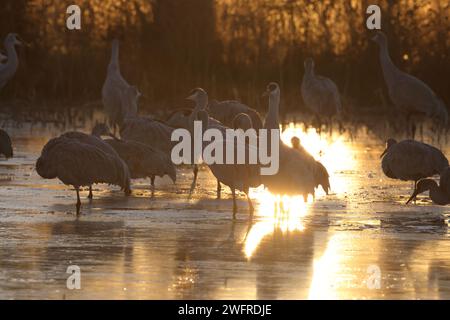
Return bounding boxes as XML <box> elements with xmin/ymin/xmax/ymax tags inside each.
<box><xmin>282</xmin><ymin>123</ymin><xmax>355</xmax><ymax>195</ymax></box>
<box><xmin>243</xmin><ymin>124</ymin><xmax>356</xmax><ymax>259</ymax></box>
<box><xmin>244</xmin><ymin>190</ymin><xmax>310</xmax><ymax>258</ymax></box>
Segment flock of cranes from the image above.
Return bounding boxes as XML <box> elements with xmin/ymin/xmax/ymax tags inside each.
<box><xmin>0</xmin><ymin>31</ymin><xmax>450</xmax><ymax>216</ymax></box>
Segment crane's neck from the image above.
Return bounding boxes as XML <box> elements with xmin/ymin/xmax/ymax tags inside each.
<box><xmin>304</xmin><ymin>66</ymin><xmax>315</xmax><ymax>79</ymax></box>
<box><xmin>189</xmin><ymin>95</ymin><xmax>208</xmax><ymax>126</ymax></box>
<box><xmin>4</xmin><ymin>42</ymin><xmax>18</xmax><ymax>72</ymax></box>
<box><xmin>108</xmin><ymin>42</ymin><xmax>120</xmax><ymax>73</ymax></box>
<box><xmin>378</xmin><ymin>42</ymin><xmax>401</xmax><ymax>87</ymax></box>
<box><xmin>430</xmin><ymin>185</ymin><xmax>450</xmax><ymax>205</ymax></box>
<box><xmin>265</xmin><ymin>91</ymin><xmax>280</xmax><ymax>130</ymax></box>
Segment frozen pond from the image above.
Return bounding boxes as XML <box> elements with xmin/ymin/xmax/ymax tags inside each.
<box><xmin>0</xmin><ymin>118</ymin><xmax>449</xmax><ymax>299</ymax></box>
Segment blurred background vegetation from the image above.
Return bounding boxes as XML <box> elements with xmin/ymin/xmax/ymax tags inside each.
<box><xmin>0</xmin><ymin>0</ymin><xmax>449</xmax><ymax>115</ymax></box>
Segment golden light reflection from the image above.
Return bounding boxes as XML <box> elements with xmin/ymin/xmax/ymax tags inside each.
<box><xmin>308</xmin><ymin>233</ymin><xmax>344</xmax><ymax>299</ymax></box>
<box><xmin>243</xmin><ymin>124</ymin><xmax>356</xmax><ymax>259</ymax></box>
<box><xmin>244</xmin><ymin>190</ymin><xmax>310</xmax><ymax>259</ymax></box>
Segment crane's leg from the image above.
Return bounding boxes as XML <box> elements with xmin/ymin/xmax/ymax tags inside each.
<box><xmin>189</xmin><ymin>165</ymin><xmax>198</xmax><ymax>195</ymax></box>
<box><xmin>150</xmin><ymin>176</ymin><xmax>155</xmax><ymax>197</ymax></box>
<box><xmin>76</xmin><ymin>187</ymin><xmax>81</xmax><ymax>215</ymax></box>
<box><xmin>88</xmin><ymin>185</ymin><xmax>93</xmax><ymax>199</ymax></box>
<box><xmin>245</xmin><ymin>188</ymin><xmax>254</xmax><ymax>217</ymax></box>
<box><xmin>411</xmin><ymin>123</ymin><xmax>416</xmax><ymax>140</ymax></box>
<box><xmin>328</xmin><ymin>117</ymin><xmax>333</xmax><ymax>137</ymax></box>
<box><xmin>217</xmin><ymin>180</ymin><xmax>222</xmax><ymax>199</ymax></box>
<box><xmin>315</xmin><ymin>115</ymin><xmax>322</xmax><ymax>136</ymax></box>
<box><xmin>232</xmin><ymin>188</ymin><xmax>237</xmax><ymax>219</ymax></box>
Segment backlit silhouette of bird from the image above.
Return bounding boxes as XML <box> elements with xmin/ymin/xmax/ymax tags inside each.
<box><xmin>262</xmin><ymin>82</ymin><xmax>329</xmax><ymax>199</ymax></box>
<box><xmin>291</xmin><ymin>136</ymin><xmax>330</xmax><ymax>195</ymax></box>
<box><xmin>36</xmin><ymin>134</ymin><xmax>131</xmax><ymax>214</ymax></box>
<box><xmin>406</xmin><ymin>167</ymin><xmax>450</xmax><ymax>205</ymax></box>
<box><xmin>381</xmin><ymin>138</ymin><xmax>448</xmax><ymax>190</ymax></box>
<box><xmin>372</xmin><ymin>31</ymin><xmax>448</xmax><ymax>138</ymax></box>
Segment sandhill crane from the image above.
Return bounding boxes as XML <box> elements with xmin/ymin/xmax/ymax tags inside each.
<box><xmin>0</xmin><ymin>129</ymin><xmax>13</xmax><ymax>158</ymax></box>
<box><xmin>372</xmin><ymin>31</ymin><xmax>448</xmax><ymax>138</ymax></box>
<box><xmin>262</xmin><ymin>82</ymin><xmax>328</xmax><ymax>200</ymax></box>
<box><xmin>232</xmin><ymin>113</ymin><xmax>253</xmax><ymax>130</ymax></box>
<box><xmin>186</xmin><ymin>88</ymin><xmax>261</xmax><ymax>201</ymax></box>
<box><xmin>301</xmin><ymin>58</ymin><xmax>342</xmax><ymax>133</ymax></box>
<box><xmin>380</xmin><ymin>138</ymin><xmax>449</xmax><ymax>191</ymax></box>
<box><xmin>36</xmin><ymin>134</ymin><xmax>131</xmax><ymax>214</ymax></box>
<box><xmin>117</xmin><ymin>87</ymin><xmax>203</xmax><ymax>194</ymax></box>
<box><xmin>92</xmin><ymin>123</ymin><xmax>176</xmax><ymax>195</ymax></box>
<box><xmin>102</xmin><ymin>39</ymin><xmax>140</xmax><ymax>130</ymax></box>
<box><xmin>58</xmin><ymin>130</ymin><xmax>128</xmax><ymax>199</ymax></box>
<box><xmin>406</xmin><ymin>167</ymin><xmax>450</xmax><ymax>205</ymax></box>
<box><xmin>291</xmin><ymin>136</ymin><xmax>330</xmax><ymax>195</ymax></box>
<box><xmin>208</xmin><ymin>99</ymin><xmax>263</xmax><ymax>131</ymax></box>
<box><xmin>165</xmin><ymin>100</ymin><xmax>229</xmax><ymax>198</ymax></box>
<box><xmin>0</xmin><ymin>33</ymin><xmax>23</xmax><ymax>91</ymax></box>
<box><xmin>191</xmin><ymin>106</ymin><xmax>261</xmax><ymax>219</ymax></box>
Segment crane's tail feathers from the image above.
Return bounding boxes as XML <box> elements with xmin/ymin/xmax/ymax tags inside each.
<box><xmin>36</xmin><ymin>156</ymin><xmax>57</xmax><ymax>179</ymax></box>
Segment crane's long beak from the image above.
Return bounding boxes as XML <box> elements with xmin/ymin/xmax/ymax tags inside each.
<box><xmin>108</xmin><ymin>133</ymin><xmax>120</xmax><ymax>140</ymax></box>
<box><xmin>406</xmin><ymin>190</ymin><xmax>419</xmax><ymax>205</ymax></box>
<box><xmin>186</xmin><ymin>93</ymin><xmax>196</xmax><ymax>101</ymax></box>
<box><xmin>380</xmin><ymin>148</ymin><xmax>387</xmax><ymax>159</ymax></box>
<box><xmin>17</xmin><ymin>36</ymin><xmax>30</xmax><ymax>47</ymax></box>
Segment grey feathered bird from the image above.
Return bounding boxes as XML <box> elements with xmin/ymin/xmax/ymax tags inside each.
<box><xmin>92</xmin><ymin>123</ymin><xmax>176</xmax><ymax>195</ymax></box>
<box><xmin>208</xmin><ymin>100</ymin><xmax>263</xmax><ymax>131</ymax></box>
<box><xmin>0</xmin><ymin>33</ymin><xmax>22</xmax><ymax>90</ymax></box>
<box><xmin>36</xmin><ymin>134</ymin><xmax>131</xmax><ymax>214</ymax></box>
<box><xmin>301</xmin><ymin>58</ymin><xmax>342</xmax><ymax>131</ymax></box>
<box><xmin>262</xmin><ymin>82</ymin><xmax>328</xmax><ymax>199</ymax></box>
<box><xmin>197</xmin><ymin>110</ymin><xmax>261</xmax><ymax>219</ymax></box>
<box><xmin>380</xmin><ymin>138</ymin><xmax>449</xmax><ymax>190</ymax></box>
<box><xmin>187</xmin><ymin>88</ymin><xmax>261</xmax><ymax>218</ymax></box>
<box><xmin>0</xmin><ymin>129</ymin><xmax>13</xmax><ymax>158</ymax></box>
<box><xmin>58</xmin><ymin>130</ymin><xmax>128</xmax><ymax>199</ymax></box>
<box><xmin>102</xmin><ymin>39</ymin><xmax>140</xmax><ymax>130</ymax></box>
<box><xmin>372</xmin><ymin>31</ymin><xmax>448</xmax><ymax>137</ymax></box>
<box><xmin>291</xmin><ymin>136</ymin><xmax>330</xmax><ymax>195</ymax></box>
<box><xmin>406</xmin><ymin>167</ymin><xmax>450</xmax><ymax>205</ymax></box>
<box><xmin>232</xmin><ymin>113</ymin><xmax>253</xmax><ymax>131</ymax></box>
